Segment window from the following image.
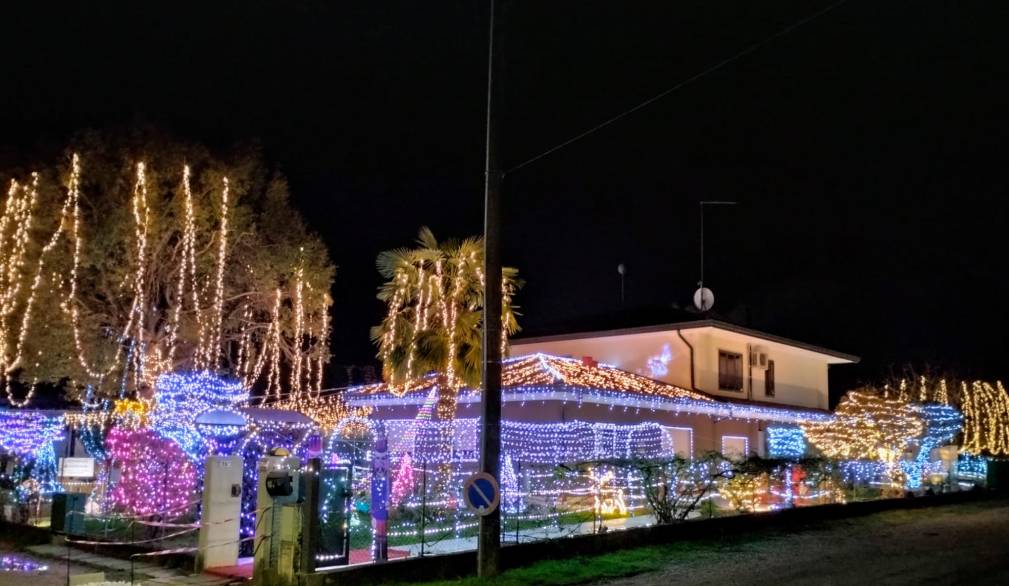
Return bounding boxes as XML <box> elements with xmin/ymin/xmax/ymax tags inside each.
<box><xmin>663</xmin><ymin>427</ymin><xmax>693</xmax><ymax>459</ymax></box>
<box><xmin>721</xmin><ymin>436</ymin><xmax>749</xmax><ymax>460</ymax></box>
<box><xmin>718</xmin><ymin>350</ymin><xmax>743</xmax><ymax>391</ymax></box>
<box><xmin>765</xmin><ymin>359</ymin><xmax>775</xmax><ymax>397</ymax></box>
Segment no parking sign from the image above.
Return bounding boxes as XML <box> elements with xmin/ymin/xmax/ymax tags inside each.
<box><xmin>463</xmin><ymin>472</ymin><xmax>500</xmax><ymax>516</ymax></box>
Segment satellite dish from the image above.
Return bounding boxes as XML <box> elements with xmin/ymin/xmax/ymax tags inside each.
<box><xmin>693</xmin><ymin>287</ymin><xmax>715</xmax><ymax>312</ymax></box>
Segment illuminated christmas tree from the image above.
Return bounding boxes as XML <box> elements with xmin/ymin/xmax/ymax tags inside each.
<box><xmin>501</xmin><ymin>454</ymin><xmax>522</xmax><ymax>513</ymax></box>
<box><xmin>390</xmin><ymin>452</ymin><xmax>414</xmax><ymax>507</ymax></box>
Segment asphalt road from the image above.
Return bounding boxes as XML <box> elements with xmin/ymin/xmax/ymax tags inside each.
<box><xmin>606</xmin><ymin>499</ymin><xmax>1009</xmax><ymax>585</ymax></box>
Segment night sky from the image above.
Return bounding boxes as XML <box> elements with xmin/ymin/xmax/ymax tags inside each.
<box><xmin>1</xmin><ymin>1</ymin><xmax>1007</xmax><ymax>396</ymax></box>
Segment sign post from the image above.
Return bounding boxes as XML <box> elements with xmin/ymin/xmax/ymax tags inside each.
<box><xmin>464</xmin><ymin>472</ymin><xmax>501</xmax><ymax>517</ymax></box>
<box><xmin>480</xmin><ymin>0</ymin><xmax>507</xmax><ymax>577</ymax></box>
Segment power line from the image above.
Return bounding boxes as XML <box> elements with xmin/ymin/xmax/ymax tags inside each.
<box><xmin>505</xmin><ymin>0</ymin><xmax>852</xmax><ymax>175</ymax></box>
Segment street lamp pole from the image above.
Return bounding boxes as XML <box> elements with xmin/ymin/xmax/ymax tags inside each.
<box><xmin>479</xmin><ymin>0</ymin><xmax>505</xmax><ymax>578</ymax></box>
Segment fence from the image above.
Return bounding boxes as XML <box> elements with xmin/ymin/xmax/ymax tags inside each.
<box><xmin>314</xmin><ymin>448</ymin><xmax>988</xmax><ymax>566</ymax></box>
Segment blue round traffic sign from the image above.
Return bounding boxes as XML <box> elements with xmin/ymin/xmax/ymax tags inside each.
<box><xmin>463</xmin><ymin>472</ymin><xmax>500</xmax><ymax>516</ymax></box>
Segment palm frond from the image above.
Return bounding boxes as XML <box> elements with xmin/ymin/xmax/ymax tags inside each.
<box><xmin>416</xmin><ymin>226</ymin><xmax>439</xmax><ymax>251</ymax></box>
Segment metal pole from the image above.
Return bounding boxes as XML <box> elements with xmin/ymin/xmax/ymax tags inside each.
<box><xmin>300</xmin><ymin>458</ymin><xmax>321</xmax><ymax>573</ymax></box>
<box><xmin>420</xmin><ymin>460</ymin><xmax>427</xmax><ymax>557</ymax></box>
<box><xmin>698</xmin><ymin>201</ymin><xmax>736</xmax><ymax>301</ymax></box>
<box><xmin>478</xmin><ymin>0</ymin><xmax>504</xmax><ymax>576</ymax></box>
<box><xmin>480</xmin><ymin>0</ymin><xmax>506</xmax><ymax>578</ymax></box>
<box><xmin>699</xmin><ymin>203</ymin><xmax>704</xmax><ymax>290</ymax></box>
<box><xmin>513</xmin><ymin>460</ymin><xmax>519</xmax><ymax>544</ymax></box>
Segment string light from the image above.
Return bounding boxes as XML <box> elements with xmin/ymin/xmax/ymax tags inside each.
<box><xmin>64</xmin><ymin>155</ymin><xmax>124</xmax><ymax>380</ymax></box>
<box><xmin>0</xmin><ymin>410</ymin><xmax>65</xmax><ymax>455</ymax></box>
<box><xmin>901</xmin><ymin>404</ymin><xmax>961</xmax><ymax>489</ymax></box>
<box><xmin>960</xmin><ymin>381</ymin><xmax>1009</xmax><ymax>456</ymax></box>
<box><xmin>955</xmin><ymin>453</ymin><xmax>987</xmax><ymax>481</ymax></box>
<box><xmin>204</xmin><ymin>176</ymin><xmax>230</xmax><ymax>370</ymax></box>
<box><xmin>0</xmin><ymin>554</ymin><xmax>49</xmax><ymax>573</ymax></box>
<box><xmin>346</xmin><ymin>353</ymin><xmax>830</xmax><ymax>426</ymax></box>
<box><xmin>271</xmin><ymin>392</ymin><xmax>371</xmax><ymax>433</ymax></box>
<box><xmin>874</xmin><ymin>376</ymin><xmax>1006</xmax><ymax>457</ymax></box>
<box><xmin>126</xmin><ymin>163</ymin><xmax>152</xmax><ymax>389</ymax></box>
<box><xmin>149</xmin><ymin>372</ymin><xmax>249</xmax><ymax>460</ymax></box>
<box><xmin>111</xmin><ymin>398</ymin><xmax>152</xmax><ymax>429</ymax></box>
<box><xmin>266</xmin><ymin>289</ymin><xmax>283</xmax><ymax>401</ymax></box>
<box><xmin>2</xmin><ymin>155</ymin><xmax>330</xmax><ymax>404</ymax></box>
<box><xmin>290</xmin><ymin>262</ymin><xmax>305</xmax><ymax>401</ymax></box>
<box><xmin>390</xmin><ymin>452</ymin><xmax>415</xmax><ymax>507</ymax></box>
<box><xmin>106</xmin><ymin>427</ymin><xmax>197</xmax><ymax>516</ymax></box>
<box><xmin>767</xmin><ymin>427</ymin><xmax>807</xmax><ymax>460</ymax></box>
<box><xmin>801</xmin><ymin>390</ymin><xmax>923</xmax><ymax>461</ymax></box>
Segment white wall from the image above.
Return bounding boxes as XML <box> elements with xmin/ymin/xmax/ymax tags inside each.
<box><xmin>513</xmin><ymin>326</ymin><xmax>835</xmax><ymax>410</ymax></box>
<box><xmin>687</xmin><ymin>328</ymin><xmax>830</xmax><ymax>409</ymax></box>
<box><xmin>511</xmin><ymin>330</ymin><xmax>694</xmax><ymax>389</ymax></box>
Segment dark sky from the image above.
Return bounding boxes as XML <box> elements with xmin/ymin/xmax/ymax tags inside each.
<box><xmin>1</xmin><ymin>1</ymin><xmax>1007</xmax><ymax>394</ymax></box>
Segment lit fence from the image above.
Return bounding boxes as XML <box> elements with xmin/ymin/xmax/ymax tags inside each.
<box><xmin>312</xmin><ymin>447</ymin><xmax>987</xmax><ymax>564</ymax></box>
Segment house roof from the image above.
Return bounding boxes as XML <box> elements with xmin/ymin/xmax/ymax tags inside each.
<box><xmin>514</xmin><ymin>318</ymin><xmax>859</xmax><ymax>364</ymax></box>
<box><xmin>346</xmin><ymin>353</ymin><xmax>714</xmax><ymax>402</ymax></box>
<box><xmin>343</xmin><ymin>353</ymin><xmax>831</xmax><ymax>424</ymax></box>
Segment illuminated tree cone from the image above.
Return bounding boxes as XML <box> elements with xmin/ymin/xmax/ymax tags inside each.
<box><xmin>501</xmin><ymin>454</ymin><xmax>522</xmax><ymax>513</ymax></box>
<box><xmin>107</xmin><ymin>427</ymin><xmax>196</xmax><ymax>517</ymax></box>
<box><xmin>390</xmin><ymin>452</ymin><xmax>414</xmax><ymax>507</ymax></box>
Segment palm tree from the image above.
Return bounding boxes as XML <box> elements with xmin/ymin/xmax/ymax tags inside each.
<box><xmin>371</xmin><ymin>227</ymin><xmax>521</xmax><ymax>424</ymax></box>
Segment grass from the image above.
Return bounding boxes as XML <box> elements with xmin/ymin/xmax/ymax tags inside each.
<box><xmin>394</xmin><ymin>498</ymin><xmax>1008</xmax><ymax>586</ymax></box>
<box><xmin>392</xmin><ymin>534</ymin><xmax>770</xmax><ymax>586</ymax></box>
<box><xmin>354</xmin><ymin>508</ymin><xmax>638</xmax><ymax>549</ymax></box>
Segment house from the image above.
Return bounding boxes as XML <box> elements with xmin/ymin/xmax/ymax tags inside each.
<box><xmin>343</xmin><ymin>352</ymin><xmax>840</xmax><ymax>463</ymax></box>
<box><xmin>511</xmin><ymin>318</ymin><xmax>858</xmax><ymax>411</ymax></box>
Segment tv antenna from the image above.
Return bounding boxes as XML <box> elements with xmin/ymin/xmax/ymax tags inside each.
<box><xmin>696</xmin><ymin>201</ymin><xmax>736</xmax><ymax>312</ymax></box>
<box><xmin>617</xmin><ymin>263</ymin><xmax>626</xmax><ymax>305</ymax></box>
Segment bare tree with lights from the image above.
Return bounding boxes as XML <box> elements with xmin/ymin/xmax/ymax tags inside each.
<box><xmin>635</xmin><ymin>453</ymin><xmax>733</xmax><ymax>523</ymax></box>
<box><xmin>0</xmin><ymin>131</ymin><xmax>335</xmax><ymax>404</ymax></box>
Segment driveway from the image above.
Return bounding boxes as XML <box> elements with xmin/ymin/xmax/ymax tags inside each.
<box><xmin>606</xmin><ymin>499</ymin><xmax>1009</xmax><ymax>585</ymax></box>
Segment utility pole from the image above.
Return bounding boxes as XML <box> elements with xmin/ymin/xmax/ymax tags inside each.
<box><xmin>479</xmin><ymin>0</ymin><xmax>505</xmax><ymax>578</ymax></box>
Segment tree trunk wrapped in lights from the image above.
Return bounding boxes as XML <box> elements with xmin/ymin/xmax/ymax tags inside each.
<box><xmin>0</xmin><ymin>132</ymin><xmax>335</xmax><ymax>404</ymax></box>
<box><xmin>371</xmin><ymin>227</ymin><xmax>521</xmax><ymax>482</ymax></box>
